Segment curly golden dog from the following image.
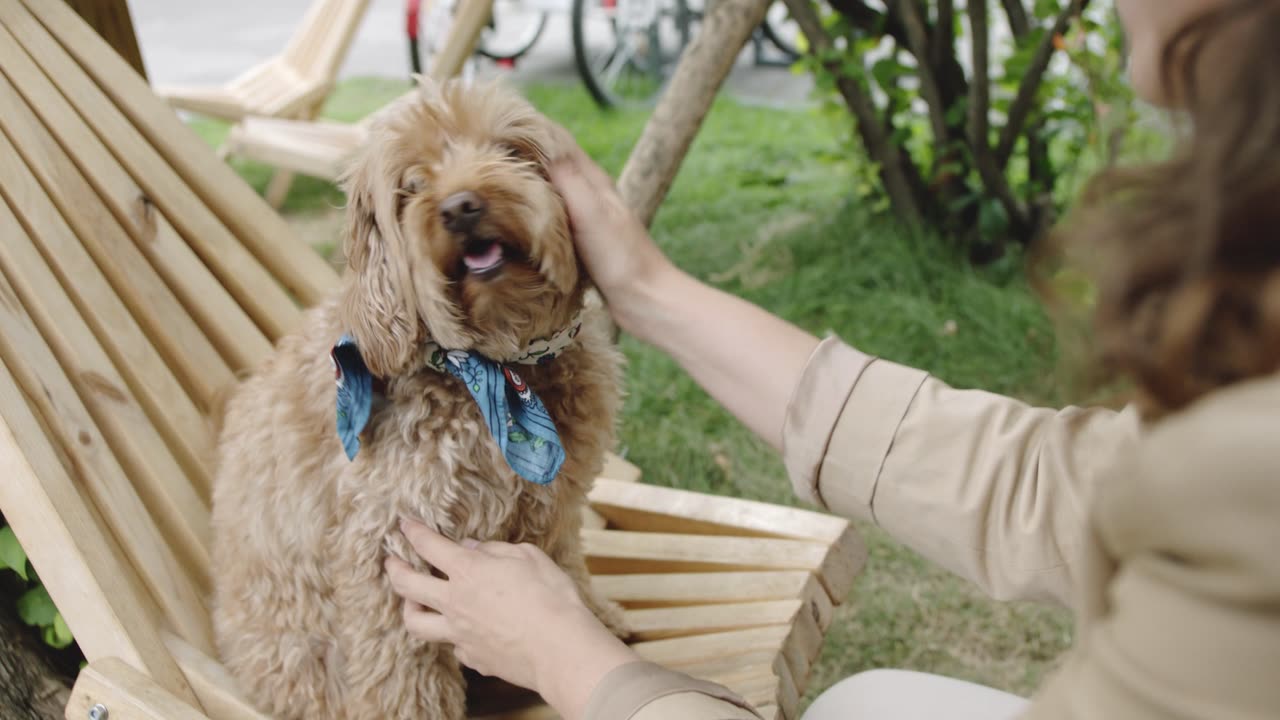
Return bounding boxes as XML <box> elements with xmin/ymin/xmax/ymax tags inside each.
<box><xmin>211</xmin><ymin>80</ymin><xmax>624</xmax><ymax>720</ymax></box>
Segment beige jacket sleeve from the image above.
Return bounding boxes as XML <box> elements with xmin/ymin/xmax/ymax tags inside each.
<box><xmin>783</xmin><ymin>337</ymin><xmax>1140</xmax><ymax>606</ymax></box>
<box><xmin>583</xmin><ymin>661</ymin><xmax>762</xmax><ymax>720</ymax></box>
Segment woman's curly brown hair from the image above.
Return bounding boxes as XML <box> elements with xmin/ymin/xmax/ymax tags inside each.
<box><xmin>1065</xmin><ymin>0</ymin><xmax>1280</xmax><ymax>418</ymax></box>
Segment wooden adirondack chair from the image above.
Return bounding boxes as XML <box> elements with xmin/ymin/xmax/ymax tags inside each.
<box><xmin>0</xmin><ymin>3</ymin><xmax>864</xmax><ymax>720</ymax></box>
<box><xmin>155</xmin><ymin>0</ymin><xmax>370</xmax><ymax>207</ymax></box>
<box><xmin>155</xmin><ymin>0</ymin><xmax>369</xmax><ymax>123</ymax></box>
<box><xmin>220</xmin><ymin>0</ymin><xmax>493</xmax><ymax>189</ymax></box>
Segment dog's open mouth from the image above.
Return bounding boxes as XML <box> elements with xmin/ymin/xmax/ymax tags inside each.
<box><xmin>462</xmin><ymin>238</ymin><xmax>507</xmax><ymax>279</ymax></box>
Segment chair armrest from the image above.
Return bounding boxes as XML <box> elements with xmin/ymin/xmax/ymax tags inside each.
<box><xmin>66</xmin><ymin>658</ymin><xmax>209</xmax><ymax>720</ymax></box>
<box><xmin>155</xmin><ymin>85</ymin><xmax>247</xmax><ymax>121</ymax></box>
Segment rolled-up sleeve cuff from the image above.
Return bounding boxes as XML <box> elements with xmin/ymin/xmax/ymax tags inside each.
<box><xmin>582</xmin><ymin>661</ymin><xmax>761</xmax><ymax>720</ymax></box>
<box><xmin>782</xmin><ymin>336</ymin><xmax>928</xmax><ymax>518</ymax></box>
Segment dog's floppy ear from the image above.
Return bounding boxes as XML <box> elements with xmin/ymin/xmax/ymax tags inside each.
<box><xmin>538</xmin><ymin>213</ymin><xmax>581</xmax><ymax>296</ymax></box>
<box><xmin>338</xmin><ymin>147</ymin><xmax>421</xmax><ymax>378</ymax></box>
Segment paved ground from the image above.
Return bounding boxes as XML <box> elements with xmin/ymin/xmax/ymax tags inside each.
<box><xmin>128</xmin><ymin>0</ymin><xmax>814</xmax><ymax>108</ymax></box>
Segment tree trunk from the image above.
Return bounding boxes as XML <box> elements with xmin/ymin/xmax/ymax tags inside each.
<box><xmin>63</xmin><ymin>0</ymin><xmax>147</xmax><ymax>80</ymax></box>
<box><xmin>0</xmin><ymin>610</ymin><xmax>71</xmax><ymax>720</ymax></box>
<box><xmin>618</xmin><ymin>0</ymin><xmax>774</xmax><ymax>227</ymax></box>
<box><xmin>785</xmin><ymin>0</ymin><xmax>929</xmax><ymax>225</ymax></box>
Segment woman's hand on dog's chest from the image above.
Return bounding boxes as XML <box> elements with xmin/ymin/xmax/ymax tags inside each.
<box><xmin>387</xmin><ymin>518</ymin><xmax>639</xmax><ymax>720</ymax></box>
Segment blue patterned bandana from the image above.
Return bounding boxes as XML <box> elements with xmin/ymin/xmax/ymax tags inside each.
<box><xmin>330</xmin><ymin>314</ymin><xmax>582</xmax><ymax>485</ymax></box>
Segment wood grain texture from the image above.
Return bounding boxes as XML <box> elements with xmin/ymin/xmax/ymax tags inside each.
<box><xmin>0</xmin><ymin>367</ymin><xmax>200</xmax><ymax>707</ymax></box>
<box><xmin>67</xmin><ymin>659</ymin><xmax>207</xmax><ymax>720</ymax></box>
<box><xmin>20</xmin><ymin>0</ymin><xmax>340</xmax><ymax>309</ymax></box>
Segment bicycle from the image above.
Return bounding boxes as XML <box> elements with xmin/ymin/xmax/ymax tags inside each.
<box><xmin>406</xmin><ymin>0</ymin><xmax>804</xmax><ymax>108</ymax></box>
<box><xmin>407</xmin><ymin>0</ymin><xmax>548</xmax><ymax>76</ymax></box>
<box><xmin>572</xmin><ymin>0</ymin><xmax>804</xmax><ymax>108</ymax></box>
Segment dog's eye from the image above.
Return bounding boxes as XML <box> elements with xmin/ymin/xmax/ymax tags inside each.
<box><xmin>504</xmin><ymin>144</ymin><xmax>536</xmax><ymax>164</ymax></box>
<box><xmin>402</xmin><ymin>178</ymin><xmax>426</xmax><ymax>195</ymax></box>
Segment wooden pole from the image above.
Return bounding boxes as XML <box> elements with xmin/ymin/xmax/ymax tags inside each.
<box><xmin>617</xmin><ymin>0</ymin><xmax>773</xmax><ymax>227</ymax></box>
<box><xmin>62</xmin><ymin>0</ymin><xmax>147</xmax><ymax>80</ymax></box>
<box><xmin>428</xmin><ymin>0</ymin><xmax>493</xmax><ymax>82</ymax></box>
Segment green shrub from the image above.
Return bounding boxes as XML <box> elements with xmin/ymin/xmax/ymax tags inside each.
<box><xmin>793</xmin><ymin>0</ymin><xmax>1135</xmax><ymax>258</ymax></box>
<box><xmin>0</xmin><ymin>521</ymin><xmax>74</xmax><ymax>649</ymax></box>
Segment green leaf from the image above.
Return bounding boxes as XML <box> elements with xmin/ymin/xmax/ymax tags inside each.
<box><xmin>0</xmin><ymin>526</ymin><xmax>28</xmax><ymax>580</ymax></box>
<box><xmin>870</xmin><ymin>57</ymin><xmax>906</xmax><ymax>92</ymax></box>
<box><xmin>944</xmin><ymin>99</ymin><xmax>969</xmax><ymax>127</ymax></box>
<box><xmin>17</xmin><ymin>585</ymin><xmax>58</xmax><ymax>627</ymax></box>
<box><xmin>43</xmin><ymin>613</ymin><xmax>74</xmax><ymax>649</ymax></box>
<box><xmin>978</xmin><ymin>199</ymin><xmax>1011</xmax><ymax>241</ymax></box>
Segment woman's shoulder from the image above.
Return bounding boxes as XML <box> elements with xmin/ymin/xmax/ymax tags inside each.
<box><xmin>1138</xmin><ymin>371</ymin><xmax>1280</xmax><ymax>483</ymax></box>
<box><xmin>1098</xmin><ymin>372</ymin><xmax>1280</xmax><ymax>581</ymax></box>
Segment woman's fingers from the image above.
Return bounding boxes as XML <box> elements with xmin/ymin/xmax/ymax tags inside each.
<box><xmin>385</xmin><ymin>555</ymin><xmax>448</xmax><ymax>610</ymax></box>
<box><xmin>399</xmin><ymin>518</ymin><xmax>469</xmax><ymax>575</ymax></box>
<box><xmin>402</xmin><ymin>601</ymin><xmax>453</xmax><ymax>643</ymax></box>
<box><xmin>472</xmin><ymin>540</ymin><xmax>532</xmax><ymax>559</ymax></box>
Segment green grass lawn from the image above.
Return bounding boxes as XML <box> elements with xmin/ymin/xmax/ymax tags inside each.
<box><xmin>195</xmin><ymin>77</ymin><xmax>1074</xmax><ymax>706</ymax></box>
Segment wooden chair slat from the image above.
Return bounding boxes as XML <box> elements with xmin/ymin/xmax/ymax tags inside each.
<box><xmin>150</xmin><ymin>85</ymin><xmax>248</xmax><ymax>121</ymax></box>
<box><xmin>69</xmin><ymin>659</ymin><xmax>208</xmax><ymax>720</ymax></box>
<box><xmin>780</xmin><ymin>597</ymin><xmax>825</xmax><ymax>686</ymax></box>
<box><xmin>225</xmin><ymin>117</ymin><xmax>362</xmax><ymax>180</ymax></box>
<box><xmin>225</xmin><ymin>62</ymin><xmax>280</xmax><ymax>96</ymax></box>
<box><xmin>20</xmin><ymin>0</ymin><xmax>340</xmax><ymax>310</ymax></box>
<box><xmin>589</xmin><ymin>479</ymin><xmax>865</xmax><ymax>603</ymax></box>
<box><xmin>0</xmin><ymin>76</ymin><xmax>234</xmax><ymax>412</ymax></box>
<box><xmin>695</xmin><ymin>662</ymin><xmax>779</xmax><ymax>694</ymax></box>
<box><xmin>664</xmin><ymin>650</ymin><xmax>779</xmax><ymax>679</ymax></box>
<box><xmin>0</xmin><ymin>101</ymin><xmax>215</xmax><ymax>492</ymax></box>
<box><xmin>310</xmin><ymin>0</ymin><xmax>370</xmax><ymax>80</ymax></box>
<box><xmin>0</xmin><ymin>5</ymin><xmax>299</xmax><ymax>349</ymax></box>
<box><xmin>776</xmin><ymin>662</ymin><xmax>801</xmax><ymax>720</ymax></box>
<box><xmin>583</xmin><ymin>529</ymin><xmax>831</xmax><ymax>574</ymax></box>
<box><xmin>223</xmin><ymin>115</ymin><xmax>365</xmax><ymax>181</ymax></box>
<box><xmin>624</xmin><ymin>599</ymin><xmax>800</xmax><ymax>641</ymax></box>
<box><xmin>592</xmin><ymin>570</ymin><xmax>812</xmax><ymax>606</ymax></box>
<box><xmin>163</xmin><ymin>634</ymin><xmax>273</xmax><ymax>720</ymax></box>
<box><xmin>279</xmin><ymin>0</ymin><xmax>331</xmax><ymax>70</ymax></box>
<box><xmin>631</xmin><ymin>626</ymin><xmax>790</xmax><ymax>667</ymax></box>
<box><xmin>0</xmin><ymin>202</ymin><xmax>213</xmax><ymax>597</ymax></box>
<box><xmin>0</xmin><ymin>366</ymin><xmax>200</xmax><ymax>707</ymax></box>
<box><xmin>590</xmin><ymin>478</ymin><xmax>850</xmax><ymax>542</ymax></box>
<box><xmin>0</xmin><ymin>238</ymin><xmax>213</xmax><ymax>653</ymax></box>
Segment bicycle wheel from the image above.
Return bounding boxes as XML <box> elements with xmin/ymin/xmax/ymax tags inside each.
<box><xmin>760</xmin><ymin>0</ymin><xmax>802</xmax><ymax>59</ymax></box>
<box><xmin>572</xmin><ymin>0</ymin><xmax>693</xmax><ymax>108</ymax></box>
<box><xmin>476</xmin><ymin>0</ymin><xmax>550</xmax><ymax>60</ymax></box>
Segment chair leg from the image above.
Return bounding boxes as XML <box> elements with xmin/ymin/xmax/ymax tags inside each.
<box><xmin>265</xmin><ymin>170</ymin><xmax>295</xmax><ymax>208</ymax></box>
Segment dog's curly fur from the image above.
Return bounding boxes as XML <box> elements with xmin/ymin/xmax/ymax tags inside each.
<box><xmin>211</xmin><ymin>80</ymin><xmax>624</xmax><ymax>720</ymax></box>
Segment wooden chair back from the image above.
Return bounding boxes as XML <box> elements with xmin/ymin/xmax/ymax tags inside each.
<box><xmin>0</xmin><ymin>0</ymin><xmax>337</xmax><ymax>708</ymax></box>
<box><xmin>279</xmin><ymin>0</ymin><xmax>371</xmax><ymax>83</ymax></box>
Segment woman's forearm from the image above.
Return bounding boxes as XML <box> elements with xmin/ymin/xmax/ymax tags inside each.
<box><xmin>536</xmin><ymin>605</ymin><xmax>640</xmax><ymax>720</ymax></box>
<box><xmin>613</xmin><ymin>267</ymin><xmax>820</xmax><ymax>451</ymax></box>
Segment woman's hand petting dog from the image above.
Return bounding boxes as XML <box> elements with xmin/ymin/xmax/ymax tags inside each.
<box><xmin>547</xmin><ymin>131</ymin><xmax>677</xmax><ymax>338</ymax></box>
<box><xmin>387</xmin><ymin>519</ymin><xmax>639</xmax><ymax>720</ymax></box>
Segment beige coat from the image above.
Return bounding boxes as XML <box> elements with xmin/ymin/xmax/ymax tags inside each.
<box><xmin>584</xmin><ymin>337</ymin><xmax>1280</xmax><ymax>719</ymax></box>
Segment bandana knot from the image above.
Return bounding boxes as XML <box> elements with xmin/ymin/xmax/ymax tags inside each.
<box><xmin>331</xmin><ymin>314</ymin><xmax>582</xmax><ymax>485</ymax></box>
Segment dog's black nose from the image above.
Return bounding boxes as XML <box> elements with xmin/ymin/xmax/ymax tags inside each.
<box><xmin>440</xmin><ymin>191</ymin><xmax>486</xmax><ymax>233</ymax></box>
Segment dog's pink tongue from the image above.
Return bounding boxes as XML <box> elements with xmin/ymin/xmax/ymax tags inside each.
<box><xmin>464</xmin><ymin>243</ymin><xmax>503</xmax><ymax>271</ymax></box>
